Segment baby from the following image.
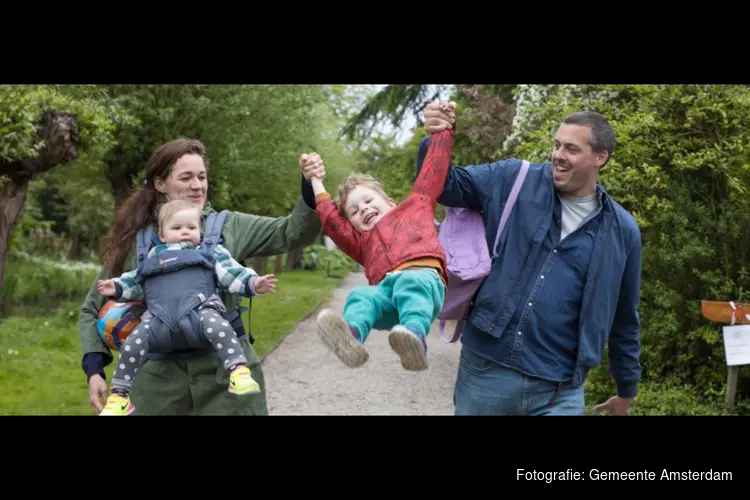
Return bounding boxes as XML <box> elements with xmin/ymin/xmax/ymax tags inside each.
<box><xmin>301</xmin><ymin>124</ymin><xmax>454</xmax><ymax>371</ymax></box>
<box><xmin>96</xmin><ymin>199</ymin><xmax>277</xmax><ymax>415</ymax></box>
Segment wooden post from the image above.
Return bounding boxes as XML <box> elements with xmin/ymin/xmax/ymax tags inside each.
<box><xmin>726</xmin><ymin>366</ymin><xmax>739</xmax><ymax>410</ymax></box>
<box><xmin>701</xmin><ymin>300</ymin><xmax>750</xmax><ymax>412</ymax></box>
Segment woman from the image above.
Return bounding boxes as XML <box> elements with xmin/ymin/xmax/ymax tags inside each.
<box><xmin>79</xmin><ymin>138</ymin><xmax>324</xmax><ymax>415</ymax></box>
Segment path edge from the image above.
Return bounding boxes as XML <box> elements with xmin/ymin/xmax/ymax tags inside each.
<box><xmin>259</xmin><ymin>272</ymin><xmax>355</xmax><ymax>363</ymax></box>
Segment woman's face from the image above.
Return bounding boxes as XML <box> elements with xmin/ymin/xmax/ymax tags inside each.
<box><xmin>155</xmin><ymin>154</ymin><xmax>208</xmax><ymax>208</ymax></box>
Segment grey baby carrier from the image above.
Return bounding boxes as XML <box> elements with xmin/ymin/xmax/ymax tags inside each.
<box><xmin>135</xmin><ymin>209</ymin><xmax>253</xmax><ymax>360</ymax></box>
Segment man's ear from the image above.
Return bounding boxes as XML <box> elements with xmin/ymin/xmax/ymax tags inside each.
<box><xmin>595</xmin><ymin>151</ymin><xmax>609</xmax><ymax>169</ymax></box>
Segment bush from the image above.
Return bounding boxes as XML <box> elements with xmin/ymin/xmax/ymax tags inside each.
<box><xmin>303</xmin><ymin>244</ymin><xmax>359</xmax><ymax>274</ymax></box>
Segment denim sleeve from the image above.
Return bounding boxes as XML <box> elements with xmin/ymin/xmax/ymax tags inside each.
<box><xmin>608</xmin><ymin>230</ymin><xmax>643</xmax><ymax>399</ymax></box>
<box><xmin>416</xmin><ymin>135</ymin><xmax>501</xmax><ymax>211</ymax></box>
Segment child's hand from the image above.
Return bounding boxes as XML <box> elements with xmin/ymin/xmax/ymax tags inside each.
<box><xmin>97</xmin><ymin>279</ymin><xmax>116</xmax><ymax>297</ymax></box>
<box><xmin>253</xmin><ymin>274</ymin><xmax>279</xmax><ymax>294</ymax></box>
<box><xmin>300</xmin><ymin>152</ymin><xmax>325</xmax><ymax>181</ymax></box>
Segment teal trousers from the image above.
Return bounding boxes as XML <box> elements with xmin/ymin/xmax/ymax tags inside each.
<box><xmin>343</xmin><ymin>268</ymin><xmax>445</xmax><ymax>340</ymax></box>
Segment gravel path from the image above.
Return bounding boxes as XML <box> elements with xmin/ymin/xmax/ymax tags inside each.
<box><xmin>262</xmin><ymin>271</ymin><xmax>461</xmax><ymax>415</ymax></box>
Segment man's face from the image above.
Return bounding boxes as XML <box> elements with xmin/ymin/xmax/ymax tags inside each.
<box><xmin>551</xmin><ymin>124</ymin><xmax>608</xmax><ymax>197</ymax></box>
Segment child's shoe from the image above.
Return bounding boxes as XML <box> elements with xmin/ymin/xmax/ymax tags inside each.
<box><xmin>228</xmin><ymin>365</ymin><xmax>261</xmax><ymax>395</ymax></box>
<box><xmin>317</xmin><ymin>308</ymin><xmax>369</xmax><ymax>368</ymax></box>
<box><xmin>99</xmin><ymin>392</ymin><xmax>135</xmax><ymax>416</ymax></box>
<box><xmin>388</xmin><ymin>325</ymin><xmax>428</xmax><ymax>371</ymax></box>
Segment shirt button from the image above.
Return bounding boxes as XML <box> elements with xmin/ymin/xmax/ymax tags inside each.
<box><xmin>517</xmin><ymin>331</ymin><xmax>522</xmax><ymax>335</ymax></box>
<box><xmin>528</xmin><ymin>302</ymin><xmax>533</xmax><ymax>307</ymax></box>
<box><xmin>540</xmin><ymin>275</ymin><xmax>545</xmax><ymax>279</ymax></box>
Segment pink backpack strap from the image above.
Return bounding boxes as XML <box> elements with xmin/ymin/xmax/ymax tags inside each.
<box><xmin>491</xmin><ymin>160</ymin><xmax>529</xmax><ymax>259</ymax></box>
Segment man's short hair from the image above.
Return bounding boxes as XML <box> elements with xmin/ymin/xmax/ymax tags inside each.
<box><xmin>562</xmin><ymin>111</ymin><xmax>616</xmax><ymax>166</ymax></box>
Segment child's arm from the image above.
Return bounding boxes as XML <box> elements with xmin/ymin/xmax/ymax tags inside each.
<box><xmin>96</xmin><ymin>269</ymin><xmax>143</xmax><ymax>301</ymax></box>
<box><xmin>412</xmin><ymin>104</ymin><xmax>456</xmax><ymax>204</ymax></box>
<box><xmin>301</xmin><ymin>154</ymin><xmax>364</xmax><ymax>264</ymax></box>
<box><xmin>213</xmin><ymin>244</ymin><xmax>275</xmax><ymax>297</ymax></box>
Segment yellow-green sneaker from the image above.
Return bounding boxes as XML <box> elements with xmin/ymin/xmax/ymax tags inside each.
<box><xmin>100</xmin><ymin>393</ymin><xmax>135</xmax><ymax>416</ymax></box>
<box><xmin>228</xmin><ymin>365</ymin><xmax>260</xmax><ymax>395</ymax></box>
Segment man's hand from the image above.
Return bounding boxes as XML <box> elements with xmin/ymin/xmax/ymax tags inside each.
<box><xmin>253</xmin><ymin>274</ymin><xmax>279</xmax><ymax>294</ymax></box>
<box><xmin>96</xmin><ymin>279</ymin><xmax>116</xmax><ymax>297</ymax></box>
<box><xmin>300</xmin><ymin>152</ymin><xmax>325</xmax><ymax>182</ymax></box>
<box><xmin>593</xmin><ymin>395</ymin><xmax>634</xmax><ymax>416</ymax></box>
<box><xmin>88</xmin><ymin>374</ymin><xmax>108</xmax><ymax>414</ymax></box>
<box><xmin>424</xmin><ymin>100</ymin><xmax>456</xmax><ymax>134</ymax></box>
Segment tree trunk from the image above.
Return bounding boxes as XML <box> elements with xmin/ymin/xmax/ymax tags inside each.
<box><xmin>286</xmin><ymin>248</ymin><xmax>300</xmax><ymax>271</ymax></box>
<box><xmin>105</xmin><ymin>157</ymin><xmax>137</xmax><ymax>209</ymax></box>
<box><xmin>275</xmin><ymin>254</ymin><xmax>283</xmax><ymax>274</ymax></box>
<box><xmin>0</xmin><ymin>110</ymin><xmax>79</xmax><ymax>318</ymax></box>
<box><xmin>0</xmin><ymin>177</ymin><xmax>30</xmax><ymax>317</ymax></box>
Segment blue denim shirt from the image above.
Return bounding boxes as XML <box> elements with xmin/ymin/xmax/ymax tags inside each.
<box><xmin>418</xmin><ymin>137</ymin><xmax>642</xmax><ymax>398</ymax></box>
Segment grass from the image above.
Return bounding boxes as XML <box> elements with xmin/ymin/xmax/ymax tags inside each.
<box><xmin>0</xmin><ymin>268</ymin><xmax>346</xmax><ymax>415</ymax></box>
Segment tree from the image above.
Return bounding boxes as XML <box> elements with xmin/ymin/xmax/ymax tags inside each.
<box><xmin>0</xmin><ymin>85</ymin><xmax>116</xmax><ymax>316</ymax></box>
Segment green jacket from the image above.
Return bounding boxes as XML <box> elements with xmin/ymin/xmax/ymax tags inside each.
<box><xmin>79</xmin><ymin>196</ymin><xmax>321</xmax><ymax>367</ymax></box>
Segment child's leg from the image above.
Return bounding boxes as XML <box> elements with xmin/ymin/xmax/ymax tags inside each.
<box><xmin>343</xmin><ymin>283</ymin><xmax>399</xmax><ymax>340</ymax></box>
<box><xmin>198</xmin><ymin>308</ymin><xmax>259</xmax><ymax>395</ymax></box>
<box><xmin>388</xmin><ymin>269</ymin><xmax>446</xmax><ymax>371</ymax></box>
<box><xmin>100</xmin><ymin>321</ymin><xmax>151</xmax><ymax>416</ymax></box>
<box><xmin>316</xmin><ymin>282</ymin><xmax>398</xmax><ymax>368</ymax></box>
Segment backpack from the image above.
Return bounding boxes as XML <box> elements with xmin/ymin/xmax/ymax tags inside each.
<box><xmin>436</xmin><ymin>160</ymin><xmax>530</xmax><ymax>343</ymax></box>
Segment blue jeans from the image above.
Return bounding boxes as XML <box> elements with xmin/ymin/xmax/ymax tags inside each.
<box><xmin>453</xmin><ymin>346</ymin><xmax>585</xmax><ymax>415</ymax></box>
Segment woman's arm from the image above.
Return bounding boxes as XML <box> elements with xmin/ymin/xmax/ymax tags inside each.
<box><xmin>224</xmin><ymin>194</ymin><xmax>322</xmax><ymax>262</ymax></box>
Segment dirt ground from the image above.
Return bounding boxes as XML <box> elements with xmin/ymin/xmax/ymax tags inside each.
<box><xmin>261</xmin><ymin>271</ymin><xmax>461</xmax><ymax>415</ymax></box>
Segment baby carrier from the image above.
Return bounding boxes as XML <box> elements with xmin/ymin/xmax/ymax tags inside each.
<box><xmin>134</xmin><ymin>209</ymin><xmax>253</xmax><ymax>360</ymax></box>
<box><xmin>436</xmin><ymin>160</ymin><xmax>530</xmax><ymax>343</ymax></box>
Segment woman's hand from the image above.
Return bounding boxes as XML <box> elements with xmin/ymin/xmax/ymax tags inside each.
<box><xmin>88</xmin><ymin>374</ymin><xmax>108</xmax><ymax>414</ymax></box>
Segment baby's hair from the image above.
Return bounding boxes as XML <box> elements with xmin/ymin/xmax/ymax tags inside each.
<box><xmin>336</xmin><ymin>173</ymin><xmax>389</xmax><ymax>217</ymax></box>
<box><xmin>157</xmin><ymin>199</ymin><xmax>201</xmax><ymax>233</ymax></box>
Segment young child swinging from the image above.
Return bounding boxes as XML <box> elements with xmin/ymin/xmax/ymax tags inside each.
<box><xmin>96</xmin><ymin>199</ymin><xmax>278</xmax><ymax>415</ymax></box>
<box><xmin>302</xmin><ymin>111</ymin><xmax>455</xmax><ymax>371</ymax></box>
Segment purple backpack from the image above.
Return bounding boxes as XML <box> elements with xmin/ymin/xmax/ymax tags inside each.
<box><xmin>436</xmin><ymin>160</ymin><xmax>530</xmax><ymax>343</ymax></box>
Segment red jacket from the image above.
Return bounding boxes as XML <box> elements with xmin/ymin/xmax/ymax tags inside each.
<box><xmin>316</xmin><ymin>129</ymin><xmax>454</xmax><ymax>286</ymax></box>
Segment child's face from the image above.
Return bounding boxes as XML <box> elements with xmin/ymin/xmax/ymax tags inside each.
<box><xmin>344</xmin><ymin>185</ymin><xmax>396</xmax><ymax>232</ymax></box>
<box><xmin>160</xmin><ymin>209</ymin><xmax>201</xmax><ymax>246</ymax></box>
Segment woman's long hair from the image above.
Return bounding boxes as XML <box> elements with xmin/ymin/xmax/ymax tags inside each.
<box><xmin>99</xmin><ymin>138</ymin><xmax>208</xmax><ymax>277</ymax></box>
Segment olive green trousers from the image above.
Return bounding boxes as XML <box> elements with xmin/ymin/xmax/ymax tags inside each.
<box><xmin>129</xmin><ymin>336</ymin><xmax>268</xmax><ymax>415</ymax></box>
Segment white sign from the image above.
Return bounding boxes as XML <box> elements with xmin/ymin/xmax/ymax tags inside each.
<box><xmin>722</xmin><ymin>324</ymin><xmax>750</xmax><ymax>366</ymax></box>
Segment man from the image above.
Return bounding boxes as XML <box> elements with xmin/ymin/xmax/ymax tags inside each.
<box><xmin>420</xmin><ymin>102</ymin><xmax>642</xmax><ymax>416</ymax></box>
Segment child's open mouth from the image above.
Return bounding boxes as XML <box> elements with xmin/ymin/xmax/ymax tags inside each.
<box><xmin>364</xmin><ymin>212</ymin><xmax>377</xmax><ymax>225</ymax></box>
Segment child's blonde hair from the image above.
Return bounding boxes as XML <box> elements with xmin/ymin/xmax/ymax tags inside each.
<box><xmin>336</xmin><ymin>173</ymin><xmax>390</xmax><ymax>217</ymax></box>
<box><xmin>157</xmin><ymin>200</ymin><xmax>202</xmax><ymax>233</ymax></box>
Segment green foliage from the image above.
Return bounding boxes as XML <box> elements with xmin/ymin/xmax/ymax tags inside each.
<box><xmin>4</xmin><ymin>254</ymin><xmax>99</xmax><ymax>310</ymax></box>
<box><xmin>303</xmin><ymin>244</ymin><xmax>359</xmax><ymax>274</ymax></box>
<box><xmin>0</xmin><ymin>85</ymin><xmax>118</xmax><ymax>164</ymax></box>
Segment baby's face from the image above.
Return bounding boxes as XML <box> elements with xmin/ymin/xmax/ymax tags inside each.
<box><xmin>344</xmin><ymin>185</ymin><xmax>396</xmax><ymax>232</ymax></box>
<box><xmin>161</xmin><ymin>209</ymin><xmax>201</xmax><ymax>246</ymax></box>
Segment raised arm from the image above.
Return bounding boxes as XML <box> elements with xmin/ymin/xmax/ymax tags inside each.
<box><xmin>222</xmin><ymin>194</ymin><xmax>322</xmax><ymax>262</ymax></box>
<box><xmin>411</xmin><ymin>128</ymin><xmax>454</xmax><ymax>204</ymax></box>
<box><xmin>311</xmin><ymin>178</ymin><xmax>363</xmax><ymax>264</ymax></box>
